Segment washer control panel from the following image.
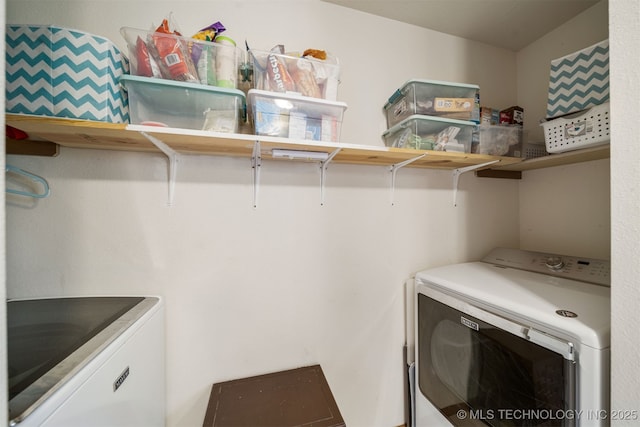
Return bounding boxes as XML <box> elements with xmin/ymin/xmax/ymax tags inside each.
<box><xmin>482</xmin><ymin>247</ymin><xmax>610</xmax><ymax>286</ymax></box>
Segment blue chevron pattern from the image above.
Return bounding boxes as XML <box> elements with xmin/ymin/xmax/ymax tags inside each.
<box><xmin>5</xmin><ymin>25</ymin><xmax>129</xmax><ymax>122</ymax></box>
<box><xmin>546</xmin><ymin>39</ymin><xmax>609</xmax><ymax>119</ymax></box>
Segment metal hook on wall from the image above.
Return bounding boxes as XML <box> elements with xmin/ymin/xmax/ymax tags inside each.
<box><xmin>5</xmin><ymin>164</ymin><xmax>50</xmax><ymax>198</ymax></box>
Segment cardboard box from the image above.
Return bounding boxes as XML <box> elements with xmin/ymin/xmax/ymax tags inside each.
<box><xmin>5</xmin><ymin>25</ymin><xmax>129</xmax><ymax>122</ymax></box>
<box><xmin>499</xmin><ymin>106</ymin><xmax>524</xmax><ymax>125</ymax></box>
<box><xmin>480</xmin><ymin>106</ymin><xmax>500</xmax><ymax>125</ymax></box>
<box><xmin>434</xmin><ymin>98</ymin><xmax>474</xmax><ymax>113</ymax></box>
<box><xmin>546</xmin><ymin>39</ymin><xmax>609</xmax><ymax>119</ymax></box>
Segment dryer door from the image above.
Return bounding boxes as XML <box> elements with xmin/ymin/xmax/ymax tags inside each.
<box><xmin>416</xmin><ymin>289</ymin><xmax>576</xmax><ymax>427</ymax></box>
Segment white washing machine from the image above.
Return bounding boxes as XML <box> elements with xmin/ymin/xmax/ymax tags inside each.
<box><xmin>411</xmin><ymin>248</ymin><xmax>610</xmax><ymax>427</ymax></box>
<box><xmin>7</xmin><ymin>296</ymin><xmax>165</xmax><ymax>427</ymax></box>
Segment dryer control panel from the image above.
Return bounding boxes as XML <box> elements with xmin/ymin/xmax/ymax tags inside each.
<box><xmin>482</xmin><ymin>247</ymin><xmax>610</xmax><ymax>286</ymax></box>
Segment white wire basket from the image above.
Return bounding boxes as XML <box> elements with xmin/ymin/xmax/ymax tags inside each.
<box><xmin>523</xmin><ymin>143</ymin><xmax>549</xmax><ymax>159</ymax></box>
<box><xmin>541</xmin><ymin>102</ymin><xmax>610</xmax><ymax>153</ymax></box>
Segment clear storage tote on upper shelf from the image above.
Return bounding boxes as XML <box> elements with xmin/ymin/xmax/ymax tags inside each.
<box><xmin>121</xmin><ymin>26</ymin><xmax>244</xmax><ymax>90</ymax></box>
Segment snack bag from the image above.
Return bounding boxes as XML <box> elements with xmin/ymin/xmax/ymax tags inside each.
<box><xmin>287</xmin><ymin>56</ymin><xmax>321</xmax><ymax>98</ymax></box>
<box><xmin>266</xmin><ymin>45</ymin><xmax>296</xmax><ymax>92</ymax></box>
<box><xmin>191</xmin><ymin>21</ymin><xmax>226</xmax><ymax>85</ymax></box>
<box><xmin>151</xmin><ymin>18</ymin><xmax>198</xmax><ymax>82</ymax></box>
<box><xmin>192</xmin><ymin>21</ymin><xmax>225</xmax><ymax>42</ymax></box>
<box><xmin>135</xmin><ymin>36</ymin><xmax>161</xmax><ymax>78</ymax></box>
<box><xmin>288</xmin><ymin>48</ymin><xmax>339</xmax><ymax>100</ymax></box>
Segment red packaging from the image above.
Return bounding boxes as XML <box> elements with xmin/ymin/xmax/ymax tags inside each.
<box><xmin>499</xmin><ymin>106</ymin><xmax>524</xmax><ymax>125</ymax></box>
<box><xmin>135</xmin><ymin>36</ymin><xmax>154</xmax><ymax>77</ymax></box>
<box><xmin>152</xmin><ymin>19</ymin><xmax>193</xmax><ymax>81</ymax></box>
<box><xmin>266</xmin><ymin>46</ymin><xmax>296</xmax><ymax>92</ymax></box>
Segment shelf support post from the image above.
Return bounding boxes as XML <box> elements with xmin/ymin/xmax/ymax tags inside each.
<box><xmin>141</xmin><ymin>131</ymin><xmax>179</xmax><ymax>206</ymax></box>
<box><xmin>452</xmin><ymin>160</ymin><xmax>499</xmax><ymax>207</ymax></box>
<box><xmin>320</xmin><ymin>148</ymin><xmax>341</xmax><ymax>206</ymax></box>
<box><xmin>389</xmin><ymin>153</ymin><xmax>427</xmax><ymax>205</ymax></box>
<box><xmin>252</xmin><ymin>140</ymin><xmax>261</xmax><ymax>208</ymax></box>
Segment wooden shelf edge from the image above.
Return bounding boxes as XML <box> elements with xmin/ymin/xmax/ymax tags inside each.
<box><xmin>5</xmin><ymin>114</ymin><xmax>524</xmax><ymax>170</ymax></box>
<box><xmin>494</xmin><ymin>144</ymin><xmax>610</xmax><ymax>172</ymax></box>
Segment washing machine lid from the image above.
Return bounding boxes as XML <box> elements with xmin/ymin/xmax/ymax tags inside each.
<box><xmin>415</xmin><ymin>256</ymin><xmax>610</xmax><ymax>350</ymax></box>
<box><xmin>7</xmin><ymin>296</ymin><xmax>157</xmax><ymax>424</ymax></box>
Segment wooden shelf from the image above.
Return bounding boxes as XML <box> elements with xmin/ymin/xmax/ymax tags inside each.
<box><xmin>495</xmin><ymin>144</ymin><xmax>610</xmax><ymax>171</ymax></box>
<box><xmin>5</xmin><ymin>114</ymin><xmax>522</xmax><ymax>170</ymax></box>
<box><xmin>6</xmin><ymin>114</ymin><xmax>610</xmax><ymax>174</ymax></box>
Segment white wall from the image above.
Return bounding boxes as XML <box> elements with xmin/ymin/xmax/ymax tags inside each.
<box><xmin>5</xmin><ymin>1</ymin><xmax>520</xmax><ymax>426</ymax></box>
<box><xmin>609</xmin><ymin>0</ymin><xmax>640</xmax><ymax>420</ymax></box>
<box><xmin>516</xmin><ymin>0</ymin><xmax>610</xmax><ymax>259</ymax></box>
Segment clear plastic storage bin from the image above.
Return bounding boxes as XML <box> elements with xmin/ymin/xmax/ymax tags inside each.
<box><xmin>121</xmin><ymin>75</ymin><xmax>246</xmax><ymax>132</ymax></box>
<box><xmin>248</xmin><ymin>89</ymin><xmax>347</xmax><ymax>142</ymax></box>
<box><xmin>248</xmin><ymin>49</ymin><xmax>340</xmax><ymax>101</ymax></box>
<box><xmin>120</xmin><ymin>27</ymin><xmax>244</xmax><ymax>89</ymax></box>
<box><xmin>384</xmin><ymin>79</ymin><xmax>479</xmax><ymax>128</ymax></box>
<box><xmin>474</xmin><ymin>125</ymin><xmax>523</xmax><ymax>157</ymax></box>
<box><xmin>382</xmin><ymin>114</ymin><xmax>475</xmax><ymax>153</ymax></box>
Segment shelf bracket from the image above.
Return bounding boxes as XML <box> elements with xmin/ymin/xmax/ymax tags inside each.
<box><xmin>452</xmin><ymin>160</ymin><xmax>499</xmax><ymax>207</ymax></box>
<box><xmin>320</xmin><ymin>148</ymin><xmax>341</xmax><ymax>206</ymax></box>
<box><xmin>141</xmin><ymin>131</ymin><xmax>179</xmax><ymax>206</ymax></box>
<box><xmin>252</xmin><ymin>140</ymin><xmax>261</xmax><ymax>208</ymax></box>
<box><xmin>389</xmin><ymin>153</ymin><xmax>427</xmax><ymax>205</ymax></box>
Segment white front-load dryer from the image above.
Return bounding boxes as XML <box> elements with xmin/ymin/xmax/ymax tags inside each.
<box><xmin>412</xmin><ymin>248</ymin><xmax>610</xmax><ymax>427</ymax></box>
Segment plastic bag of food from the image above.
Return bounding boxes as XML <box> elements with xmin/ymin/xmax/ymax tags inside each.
<box><xmin>150</xmin><ymin>17</ymin><xmax>198</xmax><ymax>82</ymax></box>
<box><xmin>191</xmin><ymin>21</ymin><xmax>226</xmax><ymax>85</ymax></box>
<box><xmin>285</xmin><ymin>48</ymin><xmax>339</xmax><ymax>99</ymax></box>
<box><xmin>286</xmin><ymin>56</ymin><xmax>321</xmax><ymax>98</ymax></box>
<box><xmin>135</xmin><ymin>36</ymin><xmax>161</xmax><ymax>78</ymax></box>
<box><xmin>265</xmin><ymin>45</ymin><xmax>296</xmax><ymax>92</ymax></box>
<box><xmin>302</xmin><ymin>49</ymin><xmax>340</xmax><ymax>100</ymax></box>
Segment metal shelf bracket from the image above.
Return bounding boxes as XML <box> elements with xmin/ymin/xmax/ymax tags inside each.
<box><xmin>389</xmin><ymin>153</ymin><xmax>427</xmax><ymax>205</ymax></box>
<box><xmin>141</xmin><ymin>131</ymin><xmax>179</xmax><ymax>206</ymax></box>
<box><xmin>320</xmin><ymin>148</ymin><xmax>341</xmax><ymax>206</ymax></box>
<box><xmin>452</xmin><ymin>160</ymin><xmax>499</xmax><ymax>207</ymax></box>
<box><xmin>252</xmin><ymin>140</ymin><xmax>262</xmax><ymax>208</ymax></box>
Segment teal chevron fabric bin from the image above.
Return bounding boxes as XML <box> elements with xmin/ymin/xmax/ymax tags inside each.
<box><xmin>5</xmin><ymin>25</ymin><xmax>129</xmax><ymax>123</ymax></box>
<box><xmin>546</xmin><ymin>39</ymin><xmax>609</xmax><ymax>120</ymax></box>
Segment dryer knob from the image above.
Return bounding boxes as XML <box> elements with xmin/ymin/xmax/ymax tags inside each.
<box><xmin>545</xmin><ymin>256</ymin><xmax>565</xmax><ymax>271</ymax></box>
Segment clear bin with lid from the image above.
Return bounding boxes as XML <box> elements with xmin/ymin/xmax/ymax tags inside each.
<box><xmin>120</xmin><ymin>27</ymin><xmax>244</xmax><ymax>89</ymax></box>
<box><xmin>248</xmin><ymin>49</ymin><xmax>340</xmax><ymax>101</ymax></box>
<box><xmin>248</xmin><ymin>89</ymin><xmax>347</xmax><ymax>142</ymax></box>
<box><xmin>121</xmin><ymin>75</ymin><xmax>246</xmax><ymax>132</ymax></box>
<box><xmin>382</xmin><ymin>114</ymin><xmax>475</xmax><ymax>152</ymax></box>
<box><xmin>384</xmin><ymin>79</ymin><xmax>480</xmax><ymax>128</ymax></box>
